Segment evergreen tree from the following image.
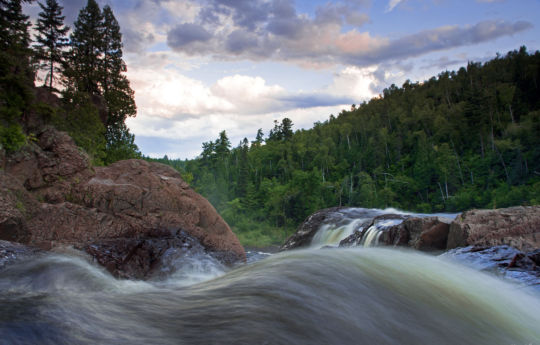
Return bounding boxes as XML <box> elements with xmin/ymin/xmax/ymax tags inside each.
<box><xmin>237</xmin><ymin>137</ymin><xmax>249</xmax><ymax>198</ymax></box>
<box><xmin>101</xmin><ymin>5</ymin><xmax>135</xmax><ymax>127</ymax></box>
<box><xmin>0</xmin><ymin>0</ymin><xmax>34</xmax><ymax>152</ymax></box>
<box><xmin>66</xmin><ymin>0</ymin><xmax>103</xmax><ymax>94</ymax></box>
<box><xmin>103</xmin><ymin>122</ymin><xmax>140</xmax><ymax>164</ymax></box>
<box><xmin>100</xmin><ymin>5</ymin><xmax>137</xmax><ymax>162</ymax></box>
<box><xmin>0</xmin><ymin>0</ymin><xmax>32</xmax><ymax>51</ymax></box>
<box><xmin>34</xmin><ymin>0</ymin><xmax>69</xmax><ymax>89</ymax></box>
<box><xmin>215</xmin><ymin>130</ymin><xmax>231</xmax><ymax>157</ymax></box>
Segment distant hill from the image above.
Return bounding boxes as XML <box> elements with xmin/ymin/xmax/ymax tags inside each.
<box><xmin>150</xmin><ymin>47</ymin><xmax>540</xmax><ymax>246</ymax></box>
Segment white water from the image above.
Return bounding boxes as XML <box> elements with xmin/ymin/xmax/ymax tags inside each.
<box><xmin>2</xmin><ymin>248</ymin><xmax>539</xmax><ymax>345</ymax></box>
<box><xmin>310</xmin><ymin>207</ymin><xmax>458</xmax><ymax>248</ymax></box>
<box><xmin>310</xmin><ymin>219</ymin><xmax>364</xmax><ymax>248</ymax></box>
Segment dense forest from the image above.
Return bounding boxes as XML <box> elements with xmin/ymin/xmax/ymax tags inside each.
<box><xmin>150</xmin><ymin>47</ymin><xmax>540</xmax><ymax>246</ymax></box>
<box><xmin>0</xmin><ymin>0</ymin><xmax>139</xmax><ymax>165</ymax></box>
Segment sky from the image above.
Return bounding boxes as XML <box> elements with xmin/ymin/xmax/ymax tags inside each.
<box><xmin>24</xmin><ymin>0</ymin><xmax>540</xmax><ymax>159</ymax></box>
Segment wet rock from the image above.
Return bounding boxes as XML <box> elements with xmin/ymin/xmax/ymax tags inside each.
<box><xmin>447</xmin><ymin>206</ymin><xmax>540</xmax><ymax>251</ymax></box>
<box><xmin>440</xmin><ymin>245</ymin><xmax>540</xmax><ymax>292</ymax></box>
<box><xmin>82</xmin><ymin>230</ymin><xmax>210</xmax><ymax>280</ymax></box>
<box><xmin>280</xmin><ymin>207</ymin><xmax>382</xmax><ymax>250</ymax></box>
<box><xmin>0</xmin><ymin>240</ymin><xmax>42</xmax><ymax>270</ymax></box>
<box><xmin>280</xmin><ymin>207</ymin><xmax>344</xmax><ymax>250</ymax></box>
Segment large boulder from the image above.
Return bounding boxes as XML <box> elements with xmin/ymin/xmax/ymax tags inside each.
<box><xmin>447</xmin><ymin>206</ymin><xmax>540</xmax><ymax>252</ymax></box>
<box><xmin>386</xmin><ymin>216</ymin><xmax>452</xmax><ymax>251</ymax></box>
<box><xmin>337</xmin><ymin>214</ymin><xmax>451</xmax><ymax>251</ymax></box>
<box><xmin>67</xmin><ymin>159</ymin><xmax>245</xmax><ymax>262</ymax></box>
<box><xmin>1</xmin><ymin>128</ymin><xmax>245</xmax><ymax>278</ymax></box>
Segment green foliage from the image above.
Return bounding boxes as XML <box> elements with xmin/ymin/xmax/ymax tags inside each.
<box><xmin>103</xmin><ymin>123</ymin><xmax>140</xmax><ymax>164</ymax></box>
<box><xmin>0</xmin><ymin>123</ymin><xmax>26</xmax><ymax>152</ymax></box>
<box><xmin>0</xmin><ymin>0</ymin><xmax>34</xmax><ymax>153</ymax></box>
<box><xmin>34</xmin><ymin>0</ymin><xmax>69</xmax><ymax>89</ymax></box>
<box><xmin>153</xmin><ymin>47</ymin><xmax>540</xmax><ymax>247</ymax></box>
<box><xmin>54</xmin><ymin>91</ymin><xmax>106</xmax><ymax>165</ymax></box>
<box><xmin>65</xmin><ymin>0</ymin><xmax>103</xmax><ymax>94</ymax></box>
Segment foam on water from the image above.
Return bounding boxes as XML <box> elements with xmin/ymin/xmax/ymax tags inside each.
<box><xmin>1</xmin><ymin>248</ymin><xmax>539</xmax><ymax>345</ymax></box>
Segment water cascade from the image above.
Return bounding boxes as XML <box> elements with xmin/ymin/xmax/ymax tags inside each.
<box><xmin>310</xmin><ymin>219</ymin><xmax>363</xmax><ymax>248</ymax></box>
<box><xmin>310</xmin><ymin>208</ymin><xmax>458</xmax><ymax>248</ymax></box>
<box><xmin>1</xmin><ymin>248</ymin><xmax>539</xmax><ymax>345</ymax></box>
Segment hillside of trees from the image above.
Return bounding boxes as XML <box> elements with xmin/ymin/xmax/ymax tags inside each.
<box><xmin>151</xmin><ymin>47</ymin><xmax>540</xmax><ymax>246</ymax></box>
<box><xmin>0</xmin><ymin>0</ymin><xmax>139</xmax><ymax>165</ymax></box>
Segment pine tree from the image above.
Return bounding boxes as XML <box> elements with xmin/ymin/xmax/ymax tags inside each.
<box><xmin>103</xmin><ymin>122</ymin><xmax>140</xmax><ymax>164</ymax></box>
<box><xmin>0</xmin><ymin>0</ymin><xmax>34</xmax><ymax>152</ymax></box>
<box><xmin>237</xmin><ymin>137</ymin><xmax>249</xmax><ymax>198</ymax></box>
<box><xmin>34</xmin><ymin>0</ymin><xmax>69</xmax><ymax>89</ymax></box>
<box><xmin>100</xmin><ymin>5</ymin><xmax>137</xmax><ymax>162</ymax></box>
<box><xmin>215</xmin><ymin>130</ymin><xmax>231</xmax><ymax>157</ymax></box>
<box><xmin>66</xmin><ymin>0</ymin><xmax>103</xmax><ymax>94</ymax></box>
<box><xmin>0</xmin><ymin>0</ymin><xmax>32</xmax><ymax>51</ymax></box>
<box><xmin>101</xmin><ymin>7</ymin><xmax>135</xmax><ymax>127</ymax></box>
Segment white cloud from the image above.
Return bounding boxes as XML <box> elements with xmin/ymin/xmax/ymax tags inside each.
<box><xmin>326</xmin><ymin>66</ymin><xmax>378</xmax><ymax>101</ymax></box>
<box><xmin>385</xmin><ymin>0</ymin><xmax>404</xmax><ymax>13</ymax></box>
<box><xmin>211</xmin><ymin>75</ymin><xmax>286</xmax><ymax>114</ymax></box>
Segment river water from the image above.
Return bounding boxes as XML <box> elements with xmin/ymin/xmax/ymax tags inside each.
<box><xmin>1</xmin><ymin>244</ymin><xmax>539</xmax><ymax>345</ymax></box>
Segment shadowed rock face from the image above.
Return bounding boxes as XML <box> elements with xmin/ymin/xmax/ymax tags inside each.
<box><xmin>0</xmin><ymin>127</ymin><xmax>245</xmax><ymax>278</ymax></box>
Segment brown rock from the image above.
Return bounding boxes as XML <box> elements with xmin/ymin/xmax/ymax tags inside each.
<box><xmin>67</xmin><ymin>159</ymin><xmax>245</xmax><ymax>260</ymax></box>
<box><xmin>447</xmin><ymin>206</ymin><xmax>540</xmax><ymax>252</ymax></box>
<box><xmin>5</xmin><ymin>126</ymin><xmax>92</xmax><ymax>196</ymax></box>
<box><xmin>0</xmin><ymin>171</ymin><xmax>39</xmax><ymax>243</ymax></box>
<box><xmin>405</xmin><ymin>217</ymin><xmax>451</xmax><ymax>251</ymax></box>
<box><xmin>2</xmin><ymin>128</ymin><xmax>245</xmax><ymax>277</ymax></box>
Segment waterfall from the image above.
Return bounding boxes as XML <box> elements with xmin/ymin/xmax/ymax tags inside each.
<box><xmin>1</xmin><ymin>248</ymin><xmax>539</xmax><ymax>345</ymax></box>
<box><xmin>310</xmin><ymin>218</ymin><xmax>363</xmax><ymax>248</ymax></box>
<box><xmin>310</xmin><ymin>208</ymin><xmax>458</xmax><ymax>248</ymax></box>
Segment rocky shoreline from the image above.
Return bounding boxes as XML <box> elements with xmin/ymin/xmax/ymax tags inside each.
<box><xmin>281</xmin><ymin>206</ymin><xmax>540</xmax><ymax>290</ymax></box>
<box><xmin>0</xmin><ymin>126</ymin><xmax>245</xmax><ymax>279</ymax></box>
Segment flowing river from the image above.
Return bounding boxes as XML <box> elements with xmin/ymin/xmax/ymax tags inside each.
<box><xmin>1</xmin><ymin>243</ymin><xmax>539</xmax><ymax>345</ymax></box>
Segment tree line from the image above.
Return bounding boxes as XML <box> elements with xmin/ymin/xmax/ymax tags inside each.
<box><xmin>150</xmin><ymin>47</ymin><xmax>540</xmax><ymax>246</ymax></box>
<box><xmin>0</xmin><ymin>0</ymin><xmax>139</xmax><ymax>164</ymax></box>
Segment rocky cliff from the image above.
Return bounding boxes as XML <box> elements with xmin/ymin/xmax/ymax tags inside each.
<box><xmin>0</xmin><ymin>126</ymin><xmax>245</xmax><ymax>279</ymax></box>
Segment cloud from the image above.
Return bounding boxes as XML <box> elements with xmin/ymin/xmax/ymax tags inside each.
<box><xmin>162</xmin><ymin>0</ymin><xmax>532</xmax><ymax>68</ymax></box>
<box><xmin>344</xmin><ymin>20</ymin><xmax>533</xmax><ymax>65</ymax></box>
<box><xmin>385</xmin><ymin>0</ymin><xmax>404</xmax><ymax>13</ymax></box>
<box><xmin>126</xmin><ymin>57</ymin><xmax>354</xmax><ymax>121</ymax></box>
<box><xmin>128</xmin><ymin>104</ymin><xmax>351</xmax><ymax>159</ymax></box>
<box><xmin>167</xmin><ymin>23</ymin><xmax>212</xmax><ymax>50</ymax></box>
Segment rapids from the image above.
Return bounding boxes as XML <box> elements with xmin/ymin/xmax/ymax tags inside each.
<box><xmin>1</xmin><ymin>247</ymin><xmax>539</xmax><ymax>345</ymax></box>
<box><xmin>310</xmin><ymin>207</ymin><xmax>458</xmax><ymax>248</ymax></box>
